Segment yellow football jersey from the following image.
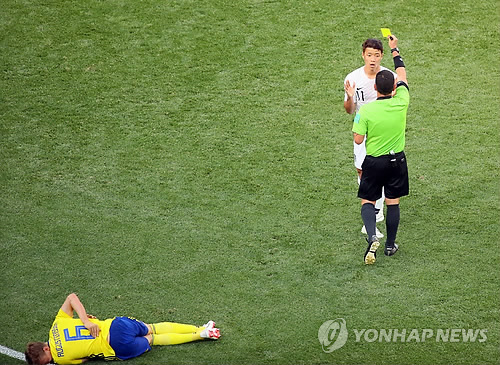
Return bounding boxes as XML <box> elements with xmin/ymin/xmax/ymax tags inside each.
<box><xmin>49</xmin><ymin>309</ymin><xmax>116</xmax><ymax>364</ymax></box>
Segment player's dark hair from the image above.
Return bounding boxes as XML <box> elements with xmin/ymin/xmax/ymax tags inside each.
<box><xmin>362</xmin><ymin>39</ymin><xmax>383</xmax><ymax>53</ymax></box>
<box><xmin>25</xmin><ymin>342</ymin><xmax>46</xmax><ymax>365</ymax></box>
<box><xmin>376</xmin><ymin>70</ymin><xmax>395</xmax><ymax>95</ymax></box>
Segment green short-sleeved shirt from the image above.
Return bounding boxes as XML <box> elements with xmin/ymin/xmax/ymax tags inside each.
<box><xmin>352</xmin><ymin>84</ymin><xmax>410</xmax><ymax>157</ymax></box>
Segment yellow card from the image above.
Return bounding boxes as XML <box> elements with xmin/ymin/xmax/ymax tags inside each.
<box><xmin>381</xmin><ymin>28</ymin><xmax>392</xmax><ymax>37</ymax></box>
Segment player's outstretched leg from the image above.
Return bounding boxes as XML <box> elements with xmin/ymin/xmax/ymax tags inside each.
<box><xmin>151</xmin><ymin>321</ymin><xmax>220</xmax><ymax>346</ymax></box>
<box><xmin>152</xmin><ymin>322</ymin><xmax>199</xmax><ymax>334</ymax></box>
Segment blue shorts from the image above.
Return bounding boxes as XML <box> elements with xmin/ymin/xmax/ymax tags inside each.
<box><xmin>109</xmin><ymin>317</ymin><xmax>151</xmax><ymax>360</ymax></box>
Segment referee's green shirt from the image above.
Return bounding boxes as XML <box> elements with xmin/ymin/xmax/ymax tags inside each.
<box><xmin>352</xmin><ymin>84</ymin><xmax>409</xmax><ymax>157</ymax></box>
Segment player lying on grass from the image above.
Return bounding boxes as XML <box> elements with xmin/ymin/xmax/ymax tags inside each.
<box><xmin>25</xmin><ymin>293</ymin><xmax>220</xmax><ymax>364</ymax></box>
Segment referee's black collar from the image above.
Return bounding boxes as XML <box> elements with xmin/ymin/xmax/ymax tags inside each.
<box><xmin>377</xmin><ymin>95</ymin><xmax>392</xmax><ymax>100</ymax></box>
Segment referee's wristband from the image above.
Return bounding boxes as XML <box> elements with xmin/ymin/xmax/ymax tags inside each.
<box><xmin>393</xmin><ymin>55</ymin><xmax>405</xmax><ymax>69</ymax></box>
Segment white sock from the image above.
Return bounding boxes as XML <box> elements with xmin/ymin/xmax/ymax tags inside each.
<box><xmin>375</xmin><ymin>188</ymin><xmax>385</xmax><ymax>213</ymax></box>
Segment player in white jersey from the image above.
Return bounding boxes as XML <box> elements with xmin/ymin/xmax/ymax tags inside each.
<box><xmin>344</xmin><ymin>38</ymin><xmax>396</xmax><ymax>238</ymax></box>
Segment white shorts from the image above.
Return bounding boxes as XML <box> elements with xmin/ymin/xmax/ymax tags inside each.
<box><xmin>353</xmin><ymin>140</ymin><xmax>366</xmax><ymax>170</ymax></box>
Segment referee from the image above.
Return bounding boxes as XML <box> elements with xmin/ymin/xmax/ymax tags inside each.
<box><xmin>352</xmin><ymin>34</ymin><xmax>410</xmax><ymax>265</ymax></box>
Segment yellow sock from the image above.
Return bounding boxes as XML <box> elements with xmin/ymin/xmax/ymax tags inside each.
<box><xmin>152</xmin><ymin>332</ymin><xmax>202</xmax><ymax>346</ymax></box>
<box><xmin>152</xmin><ymin>322</ymin><xmax>200</xmax><ymax>334</ymax></box>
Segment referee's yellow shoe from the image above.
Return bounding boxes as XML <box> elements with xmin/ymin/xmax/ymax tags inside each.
<box><xmin>364</xmin><ymin>235</ymin><xmax>380</xmax><ymax>265</ymax></box>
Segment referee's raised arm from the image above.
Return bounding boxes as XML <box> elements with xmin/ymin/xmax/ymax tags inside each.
<box><xmin>387</xmin><ymin>34</ymin><xmax>407</xmax><ymax>86</ymax></box>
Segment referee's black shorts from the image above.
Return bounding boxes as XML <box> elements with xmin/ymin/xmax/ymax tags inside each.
<box><xmin>358</xmin><ymin>151</ymin><xmax>409</xmax><ymax>201</ymax></box>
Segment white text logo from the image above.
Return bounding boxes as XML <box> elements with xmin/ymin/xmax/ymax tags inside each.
<box><xmin>319</xmin><ymin>319</ymin><xmax>488</xmax><ymax>352</ymax></box>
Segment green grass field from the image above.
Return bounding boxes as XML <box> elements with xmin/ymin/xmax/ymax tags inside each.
<box><xmin>1</xmin><ymin>1</ymin><xmax>499</xmax><ymax>364</ymax></box>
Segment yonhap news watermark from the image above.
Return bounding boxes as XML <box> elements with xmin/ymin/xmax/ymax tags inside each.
<box><xmin>318</xmin><ymin>318</ymin><xmax>488</xmax><ymax>352</ymax></box>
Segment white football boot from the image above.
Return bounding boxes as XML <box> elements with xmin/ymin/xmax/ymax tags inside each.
<box><xmin>200</xmin><ymin>321</ymin><xmax>221</xmax><ymax>340</ymax></box>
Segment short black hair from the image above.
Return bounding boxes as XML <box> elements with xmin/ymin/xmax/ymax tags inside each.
<box><xmin>376</xmin><ymin>70</ymin><xmax>395</xmax><ymax>95</ymax></box>
<box><xmin>362</xmin><ymin>39</ymin><xmax>384</xmax><ymax>53</ymax></box>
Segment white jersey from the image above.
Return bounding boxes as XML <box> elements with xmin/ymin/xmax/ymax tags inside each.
<box><xmin>344</xmin><ymin>65</ymin><xmax>395</xmax><ymax>112</ymax></box>
<box><xmin>344</xmin><ymin>66</ymin><xmax>396</xmax><ymax>169</ymax></box>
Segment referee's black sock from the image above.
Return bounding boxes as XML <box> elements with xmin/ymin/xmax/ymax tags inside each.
<box><xmin>361</xmin><ymin>203</ymin><xmax>377</xmax><ymax>241</ymax></box>
<box><xmin>385</xmin><ymin>204</ymin><xmax>400</xmax><ymax>247</ymax></box>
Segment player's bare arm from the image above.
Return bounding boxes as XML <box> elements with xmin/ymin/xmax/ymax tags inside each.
<box><xmin>61</xmin><ymin>293</ymin><xmax>101</xmax><ymax>338</ymax></box>
<box><xmin>388</xmin><ymin>34</ymin><xmax>407</xmax><ymax>85</ymax></box>
<box><xmin>344</xmin><ymin>80</ymin><xmax>356</xmax><ymax>114</ymax></box>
